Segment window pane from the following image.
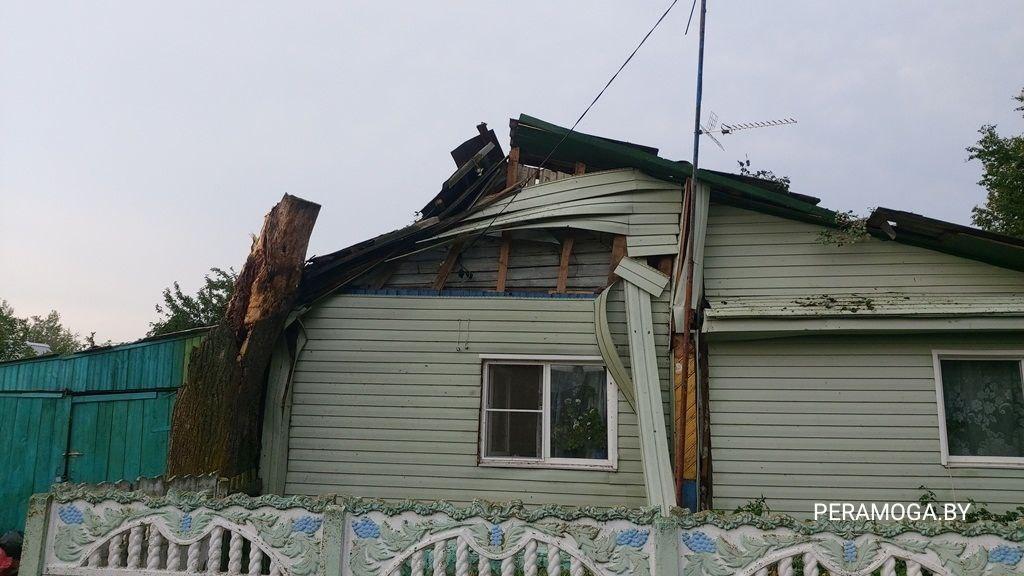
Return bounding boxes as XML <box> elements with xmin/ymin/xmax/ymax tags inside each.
<box><xmin>485</xmin><ymin>411</ymin><xmax>541</xmax><ymax>458</ymax></box>
<box><xmin>487</xmin><ymin>364</ymin><xmax>542</xmax><ymax>410</ymax></box>
<box><xmin>941</xmin><ymin>359</ymin><xmax>1024</xmax><ymax>458</ymax></box>
<box><xmin>550</xmin><ymin>364</ymin><xmax>609</xmax><ymax>459</ymax></box>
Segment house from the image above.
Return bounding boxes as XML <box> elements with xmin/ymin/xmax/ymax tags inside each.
<box><xmin>26</xmin><ymin>342</ymin><xmax>52</xmax><ymax>356</ymax></box>
<box><xmin>0</xmin><ymin>327</ymin><xmax>206</xmax><ymax>533</ymax></box>
<box><xmin>256</xmin><ymin>115</ymin><xmax>1024</xmax><ymax>517</ymax></box>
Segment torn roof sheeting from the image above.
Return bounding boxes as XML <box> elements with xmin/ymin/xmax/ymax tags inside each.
<box><xmin>867</xmin><ymin>207</ymin><xmax>1024</xmax><ymax>272</ymax></box>
<box><xmin>297</xmin><ymin>114</ymin><xmax>1024</xmax><ymax>307</ymax></box>
<box><xmin>419</xmin><ymin>123</ymin><xmax>506</xmax><ymax>219</ymax></box>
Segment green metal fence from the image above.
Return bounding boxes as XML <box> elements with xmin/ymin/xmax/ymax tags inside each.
<box><xmin>0</xmin><ymin>328</ymin><xmax>206</xmax><ymax>533</ymax></box>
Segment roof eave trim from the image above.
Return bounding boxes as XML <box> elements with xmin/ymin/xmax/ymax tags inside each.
<box><xmin>702</xmin><ymin>315</ymin><xmax>1024</xmax><ymax>339</ymax></box>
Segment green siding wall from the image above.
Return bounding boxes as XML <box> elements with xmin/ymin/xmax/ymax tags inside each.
<box><xmin>704</xmin><ymin>204</ymin><xmax>1024</xmax><ymax>297</ymax></box>
<box><xmin>709</xmin><ymin>334</ymin><xmax>1024</xmax><ymax>517</ymax></box>
<box><xmin>703</xmin><ymin>203</ymin><xmax>1024</xmax><ymax>516</ymax></box>
<box><xmin>0</xmin><ymin>332</ymin><xmax>203</xmax><ymax>533</ymax></box>
<box><xmin>284</xmin><ymin>291</ymin><xmax>673</xmax><ymax>508</ymax></box>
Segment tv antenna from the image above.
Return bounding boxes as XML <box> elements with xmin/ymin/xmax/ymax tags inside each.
<box><xmin>699</xmin><ymin>112</ymin><xmax>798</xmax><ymax>151</ymax></box>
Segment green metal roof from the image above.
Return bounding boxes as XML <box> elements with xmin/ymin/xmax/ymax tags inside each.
<box><xmin>513</xmin><ymin>114</ymin><xmax>1024</xmax><ymax>273</ymax></box>
<box><xmin>512</xmin><ymin>114</ymin><xmax>839</xmax><ymax>223</ymax></box>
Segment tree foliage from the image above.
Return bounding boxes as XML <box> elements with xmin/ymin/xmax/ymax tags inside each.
<box><xmin>0</xmin><ymin>300</ymin><xmax>83</xmax><ymax>362</ymax></box>
<box><xmin>23</xmin><ymin>311</ymin><xmax>82</xmax><ymax>355</ymax></box>
<box><xmin>968</xmin><ymin>89</ymin><xmax>1024</xmax><ymax>239</ymax></box>
<box><xmin>148</xmin><ymin>267</ymin><xmax>237</xmax><ymax>336</ymax></box>
<box><xmin>737</xmin><ymin>158</ymin><xmax>791</xmax><ymax>192</ymax></box>
<box><xmin>0</xmin><ymin>300</ymin><xmax>33</xmax><ymax>362</ymax></box>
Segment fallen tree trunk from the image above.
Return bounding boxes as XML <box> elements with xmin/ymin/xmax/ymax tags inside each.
<box><xmin>167</xmin><ymin>194</ymin><xmax>320</xmax><ymax>487</ymax></box>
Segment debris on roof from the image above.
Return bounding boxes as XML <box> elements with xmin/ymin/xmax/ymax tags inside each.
<box><xmin>297</xmin><ymin>113</ymin><xmax>1024</xmax><ymax>306</ymax></box>
<box><xmin>706</xmin><ymin>293</ymin><xmax>1024</xmax><ymax>319</ymax></box>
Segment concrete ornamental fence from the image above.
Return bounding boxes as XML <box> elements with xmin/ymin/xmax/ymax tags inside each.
<box><xmin>20</xmin><ymin>485</ymin><xmax>1024</xmax><ymax>576</ymax></box>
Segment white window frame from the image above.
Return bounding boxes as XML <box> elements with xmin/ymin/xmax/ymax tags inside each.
<box><xmin>478</xmin><ymin>354</ymin><xmax>618</xmax><ymax>471</ymax></box>
<box><xmin>932</xmin><ymin>349</ymin><xmax>1024</xmax><ymax>469</ymax></box>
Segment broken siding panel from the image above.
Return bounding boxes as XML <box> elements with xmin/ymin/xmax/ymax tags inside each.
<box><xmin>705</xmin><ymin>204</ymin><xmax>1024</xmax><ymax>297</ymax></box>
<box><xmin>708</xmin><ymin>333</ymin><xmax>1024</xmax><ymax>517</ymax></box>
<box><xmin>286</xmin><ymin>292</ymin><xmax>647</xmax><ymax>507</ymax></box>
<box><xmin>438</xmin><ymin>169</ymin><xmax>682</xmax><ymax>256</ymax></box>
<box><xmin>605</xmin><ymin>282</ymin><xmax>673</xmax><ymax>435</ymax></box>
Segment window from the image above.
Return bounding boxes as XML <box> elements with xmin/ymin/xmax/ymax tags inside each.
<box><xmin>480</xmin><ymin>356</ymin><xmax>617</xmax><ymax>470</ymax></box>
<box><xmin>934</xmin><ymin>351</ymin><xmax>1024</xmax><ymax>468</ymax></box>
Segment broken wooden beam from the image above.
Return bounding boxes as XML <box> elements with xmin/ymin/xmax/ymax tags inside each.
<box><xmin>167</xmin><ymin>194</ymin><xmax>320</xmax><ymax>485</ymax></box>
<box><xmin>556</xmin><ymin>235</ymin><xmax>575</xmax><ymax>293</ymax></box>
<box><xmin>607</xmin><ymin>235</ymin><xmax>628</xmax><ymax>285</ymax></box>
<box><xmin>506</xmin><ymin>147</ymin><xmax>520</xmax><ymax>188</ymax></box>
<box><xmin>433</xmin><ymin>240</ymin><xmax>464</xmax><ymax>290</ymax></box>
<box><xmin>496</xmin><ymin>232</ymin><xmax>511</xmax><ymax>292</ymax></box>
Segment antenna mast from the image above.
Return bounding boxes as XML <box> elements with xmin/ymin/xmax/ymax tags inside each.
<box><xmin>681</xmin><ymin>0</ymin><xmax>708</xmax><ymax>514</ymax></box>
<box><xmin>691</xmin><ymin>0</ymin><xmax>707</xmax><ymax>176</ymax></box>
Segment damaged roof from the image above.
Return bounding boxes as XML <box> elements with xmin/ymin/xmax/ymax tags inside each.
<box><xmin>867</xmin><ymin>208</ymin><xmax>1024</xmax><ymax>272</ymax></box>
<box><xmin>297</xmin><ymin>114</ymin><xmax>1024</xmax><ymax>306</ymax></box>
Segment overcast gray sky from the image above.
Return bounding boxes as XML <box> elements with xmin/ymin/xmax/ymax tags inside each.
<box><xmin>2</xmin><ymin>1</ymin><xmax>1022</xmax><ymax>343</ymax></box>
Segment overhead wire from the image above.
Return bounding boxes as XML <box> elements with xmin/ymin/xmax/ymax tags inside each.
<box><xmin>459</xmin><ymin>0</ymin><xmax>682</xmax><ymax>255</ymax></box>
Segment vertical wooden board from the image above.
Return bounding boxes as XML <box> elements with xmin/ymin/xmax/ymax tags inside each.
<box><xmin>53</xmin><ymin>397</ymin><xmax>72</xmax><ymax>482</ymax></box>
<box><xmin>122</xmin><ymin>398</ymin><xmax>145</xmax><ymax>481</ymax></box>
<box><xmin>506</xmin><ymin>147</ymin><xmax>520</xmax><ymax>188</ymax></box>
<box><xmin>127</xmin><ymin>346</ymin><xmax>141</xmax><ymax>390</ymax></box>
<box><xmin>140</xmin><ymin>392</ymin><xmax>175</xmax><ymax>475</ymax></box>
<box><xmin>556</xmin><ymin>236</ymin><xmax>575</xmax><ymax>293</ymax></box>
<box><xmin>155</xmin><ymin>339</ymin><xmax>170</xmax><ymax>388</ymax></box>
<box><xmin>69</xmin><ymin>400</ymin><xmax>93</xmax><ymax>482</ymax></box>
<box><xmin>88</xmin><ymin>355</ymin><xmax>102</xmax><ymax>392</ymax></box>
<box><xmin>135</xmin><ymin>344</ymin><xmax>149</xmax><ymax>392</ymax></box>
<box><xmin>90</xmin><ymin>400</ymin><xmax>114</xmax><ymax>482</ymax></box>
<box><xmin>168</xmin><ymin>339</ymin><xmax>185</xmax><ymax>387</ymax></box>
<box><xmin>31</xmin><ymin>395</ymin><xmax>59</xmax><ymax>494</ymax></box>
<box><xmin>160</xmin><ymin>339</ymin><xmax>177</xmax><ymax>387</ymax></box>
<box><xmin>97</xmin><ymin>352</ymin><xmax>111</xmax><ymax>391</ymax></box>
<box><xmin>0</xmin><ymin>397</ymin><xmax>19</xmax><ymax>529</ymax></box>
<box><xmin>107</xmin><ymin>399</ymin><xmax>129</xmax><ymax>481</ymax></box>
<box><xmin>139</xmin><ymin>395</ymin><xmax>158</xmax><ymax>474</ymax></box>
<box><xmin>1</xmin><ymin>397</ymin><xmax>44</xmax><ymax>530</ymax></box>
<box><xmin>683</xmin><ymin>352</ymin><xmax>698</xmax><ymax>480</ymax></box>
<box><xmin>71</xmin><ymin>355</ymin><xmax>87</xmax><ymax>393</ymax></box>
<box><xmin>153</xmin><ymin>392</ymin><xmax>176</xmax><ymax>472</ymax></box>
<box><xmin>67</xmin><ymin>402</ymin><xmax>87</xmax><ymax>481</ymax></box>
<box><xmin>11</xmin><ymin>363</ymin><xmax>23</xmax><ymax>390</ymax></box>
<box><xmin>146</xmin><ymin>343</ymin><xmax>162</xmax><ymax>389</ymax></box>
<box><xmin>10</xmin><ymin>363</ymin><xmax>23</xmax><ymax>390</ymax></box>
<box><xmin>9</xmin><ymin>397</ymin><xmax>38</xmax><ymax>500</ymax></box>
<box><xmin>609</xmin><ymin>236</ymin><xmax>627</xmax><ymax>285</ymax></box>
<box><xmin>496</xmin><ymin>232</ymin><xmax>511</xmax><ymax>292</ymax></box>
<box><xmin>114</xmin><ymin>348</ymin><xmax>129</xmax><ymax>391</ymax></box>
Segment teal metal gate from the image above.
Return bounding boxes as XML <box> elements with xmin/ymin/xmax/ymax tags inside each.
<box><xmin>0</xmin><ymin>328</ymin><xmax>205</xmax><ymax>533</ymax></box>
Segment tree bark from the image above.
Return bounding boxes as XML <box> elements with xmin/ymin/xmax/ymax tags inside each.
<box><xmin>167</xmin><ymin>194</ymin><xmax>320</xmax><ymax>487</ymax></box>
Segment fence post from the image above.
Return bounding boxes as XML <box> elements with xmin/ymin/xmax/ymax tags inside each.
<box><xmin>322</xmin><ymin>503</ymin><xmax>347</xmax><ymax>576</ymax></box>
<box><xmin>20</xmin><ymin>494</ymin><xmax>53</xmax><ymax>576</ymax></box>
<box><xmin>654</xmin><ymin>517</ymin><xmax>680</xmax><ymax>576</ymax></box>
